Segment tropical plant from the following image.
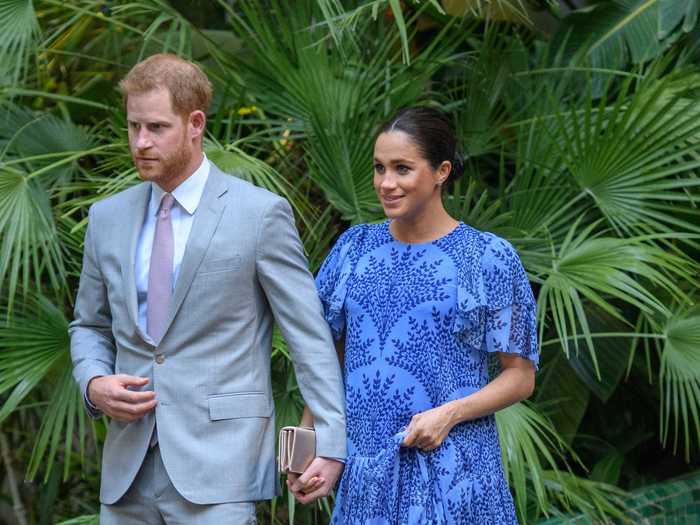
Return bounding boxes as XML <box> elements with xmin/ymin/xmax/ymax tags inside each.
<box><xmin>1</xmin><ymin>1</ymin><xmax>699</xmax><ymax>524</ymax></box>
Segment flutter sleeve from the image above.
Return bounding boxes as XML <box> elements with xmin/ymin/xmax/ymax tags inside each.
<box><xmin>452</xmin><ymin>231</ymin><xmax>539</xmax><ymax>369</ymax></box>
<box><xmin>481</xmin><ymin>235</ymin><xmax>539</xmax><ymax>368</ymax></box>
<box><xmin>315</xmin><ymin>225</ymin><xmax>361</xmax><ymax>341</ymax></box>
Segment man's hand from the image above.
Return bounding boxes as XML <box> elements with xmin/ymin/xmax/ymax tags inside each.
<box><xmin>402</xmin><ymin>403</ymin><xmax>457</xmax><ymax>451</ymax></box>
<box><xmin>286</xmin><ymin>457</ymin><xmax>344</xmax><ymax>504</ymax></box>
<box><xmin>87</xmin><ymin>374</ymin><xmax>157</xmax><ymax>423</ymax></box>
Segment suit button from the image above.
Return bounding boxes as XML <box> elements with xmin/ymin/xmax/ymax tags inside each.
<box><xmin>155</xmin><ymin>353</ymin><xmax>165</xmax><ymax>364</ymax></box>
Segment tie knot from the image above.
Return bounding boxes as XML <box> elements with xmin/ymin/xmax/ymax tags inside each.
<box><xmin>159</xmin><ymin>194</ymin><xmax>175</xmax><ymax>216</ymax></box>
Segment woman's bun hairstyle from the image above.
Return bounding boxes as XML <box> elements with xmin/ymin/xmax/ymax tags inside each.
<box><xmin>450</xmin><ymin>151</ymin><xmax>465</xmax><ymax>184</ymax></box>
<box><xmin>378</xmin><ymin>106</ymin><xmax>464</xmax><ymax>186</ymax></box>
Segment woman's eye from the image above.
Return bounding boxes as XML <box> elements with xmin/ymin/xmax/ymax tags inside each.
<box><xmin>374</xmin><ymin>164</ymin><xmax>385</xmax><ymax>174</ymax></box>
<box><xmin>397</xmin><ymin>165</ymin><xmax>410</xmax><ymax>174</ymax></box>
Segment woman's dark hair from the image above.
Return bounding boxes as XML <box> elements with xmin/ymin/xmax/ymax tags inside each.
<box><xmin>378</xmin><ymin>106</ymin><xmax>465</xmax><ymax>185</ymax></box>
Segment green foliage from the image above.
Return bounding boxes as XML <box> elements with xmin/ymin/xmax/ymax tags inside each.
<box><xmin>552</xmin><ymin>0</ymin><xmax>700</xmax><ymax>70</ymax></box>
<box><xmin>0</xmin><ymin>0</ymin><xmax>40</xmax><ymax>83</ymax></box>
<box><xmin>0</xmin><ymin>0</ymin><xmax>699</xmax><ymax>523</ymax></box>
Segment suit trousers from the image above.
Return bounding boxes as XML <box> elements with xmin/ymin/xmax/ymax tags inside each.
<box><xmin>100</xmin><ymin>444</ymin><xmax>257</xmax><ymax>525</ymax></box>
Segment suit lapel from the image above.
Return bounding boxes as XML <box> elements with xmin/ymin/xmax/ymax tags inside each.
<box><xmin>161</xmin><ymin>166</ymin><xmax>229</xmax><ymax>338</ymax></box>
<box><xmin>120</xmin><ymin>182</ymin><xmax>151</xmax><ymax>340</ymax></box>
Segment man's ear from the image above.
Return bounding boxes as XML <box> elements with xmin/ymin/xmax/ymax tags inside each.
<box><xmin>189</xmin><ymin>110</ymin><xmax>206</xmax><ymax>139</ymax></box>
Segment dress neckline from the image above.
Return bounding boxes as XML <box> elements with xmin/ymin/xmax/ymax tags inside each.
<box><xmin>384</xmin><ymin>220</ymin><xmax>464</xmax><ymax>247</ymax></box>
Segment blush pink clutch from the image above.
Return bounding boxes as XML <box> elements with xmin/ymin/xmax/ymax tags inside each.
<box><xmin>278</xmin><ymin>426</ymin><xmax>316</xmax><ymax>474</ymax></box>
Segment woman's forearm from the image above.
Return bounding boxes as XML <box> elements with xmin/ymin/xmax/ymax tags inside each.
<box><xmin>444</xmin><ymin>364</ymin><xmax>534</xmax><ymax>426</ymax></box>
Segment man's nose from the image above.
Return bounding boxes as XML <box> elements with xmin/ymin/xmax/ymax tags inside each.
<box><xmin>134</xmin><ymin>129</ymin><xmax>152</xmax><ymax>150</ymax></box>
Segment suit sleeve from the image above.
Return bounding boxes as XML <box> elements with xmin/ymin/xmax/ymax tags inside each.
<box><xmin>256</xmin><ymin>198</ymin><xmax>347</xmax><ymax>460</ymax></box>
<box><xmin>68</xmin><ymin>205</ymin><xmax>116</xmax><ymax>418</ymax></box>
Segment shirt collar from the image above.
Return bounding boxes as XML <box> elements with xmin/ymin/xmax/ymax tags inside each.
<box><xmin>149</xmin><ymin>155</ymin><xmax>211</xmax><ymax>216</ymax></box>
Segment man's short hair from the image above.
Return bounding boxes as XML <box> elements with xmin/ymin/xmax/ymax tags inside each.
<box><xmin>119</xmin><ymin>53</ymin><xmax>213</xmax><ymax>117</ymax></box>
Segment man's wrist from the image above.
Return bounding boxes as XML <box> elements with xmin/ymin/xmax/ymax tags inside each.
<box><xmin>319</xmin><ymin>456</ymin><xmax>345</xmax><ymax>465</ymax></box>
<box><xmin>86</xmin><ymin>375</ymin><xmax>104</xmax><ymax>408</ymax></box>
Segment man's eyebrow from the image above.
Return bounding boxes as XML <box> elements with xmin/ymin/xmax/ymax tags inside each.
<box><xmin>127</xmin><ymin>119</ymin><xmax>171</xmax><ymax>126</ymax></box>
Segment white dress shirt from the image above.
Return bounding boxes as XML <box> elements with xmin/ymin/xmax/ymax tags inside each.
<box><xmin>135</xmin><ymin>156</ymin><xmax>210</xmax><ymax>341</ymax></box>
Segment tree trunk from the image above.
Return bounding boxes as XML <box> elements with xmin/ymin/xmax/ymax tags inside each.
<box><xmin>0</xmin><ymin>430</ymin><xmax>28</xmax><ymax>525</ymax></box>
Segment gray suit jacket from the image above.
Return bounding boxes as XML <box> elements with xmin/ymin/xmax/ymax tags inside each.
<box><xmin>69</xmin><ymin>163</ymin><xmax>346</xmax><ymax>505</ymax></box>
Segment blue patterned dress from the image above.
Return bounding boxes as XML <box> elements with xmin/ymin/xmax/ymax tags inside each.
<box><xmin>315</xmin><ymin>222</ymin><xmax>538</xmax><ymax>525</ymax></box>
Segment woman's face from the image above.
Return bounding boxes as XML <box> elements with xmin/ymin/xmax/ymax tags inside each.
<box><xmin>373</xmin><ymin>131</ymin><xmax>449</xmax><ymax>221</ymax></box>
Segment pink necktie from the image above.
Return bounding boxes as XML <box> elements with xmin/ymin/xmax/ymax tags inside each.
<box><xmin>147</xmin><ymin>193</ymin><xmax>174</xmax><ymax>343</ymax></box>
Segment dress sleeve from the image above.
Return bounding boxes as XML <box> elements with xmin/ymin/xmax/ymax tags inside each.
<box><xmin>315</xmin><ymin>226</ymin><xmax>360</xmax><ymax>340</ymax></box>
<box><xmin>481</xmin><ymin>235</ymin><xmax>539</xmax><ymax>369</ymax></box>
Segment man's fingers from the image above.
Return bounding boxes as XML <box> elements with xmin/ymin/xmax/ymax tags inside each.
<box><xmin>110</xmin><ymin>399</ymin><xmax>156</xmax><ymax>416</ymax></box>
<box><xmin>290</xmin><ymin>471</ymin><xmax>313</xmax><ymax>492</ymax></box>
<box><xmin>297</xmin><ymin>469</ymin><xmax>315</xmax><ymax>486</ymax></box>
<box><xmin>117</xmin><ymin>375</ymin><xmax>150</xmax><ymax>387</ymax></box>
<box><xmin>107</xmin><ymin>399</ymin><xmax>157</xmax><ymax>419</ymax></box>
<box><xmin>112</xmin><ymin>388</ymin><xmax>156</xmax><ymax>403</ymax></box>
<box><xmin>286</xmin><ymin>473</ymin><xmax>300</xmax><ymax>484</ymax></box>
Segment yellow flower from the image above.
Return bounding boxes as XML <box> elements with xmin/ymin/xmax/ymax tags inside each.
<box><xmin>237</xmin><ymin>105</ymin><xmax>258</xmax><ymax>116</ymax></box>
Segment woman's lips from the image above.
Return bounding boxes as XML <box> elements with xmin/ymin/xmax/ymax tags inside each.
<box><xmin>381</xmin><ymin>195</ymin><xmax>404</xmax><ymax>207</ymax></box>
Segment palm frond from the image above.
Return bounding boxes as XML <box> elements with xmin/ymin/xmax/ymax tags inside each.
<box><xmin>313</xmin><ymin>0</ymin><xmax>446</xmax><ymax>64</ymax></box>
<box><xmin>539</xmin><ymin>470</ymin><xmax>700</xmax><ymax>524</ymax></box>
<box><xmin>0</xmin><ymin>165</ymin><xmax>66</xmax><ymax>311</ymax></box>
<box><xmin>538</xmin><ymin>469</ymin><xmax>629</xmax><ymax>523</ymax></box>
<box><xmin>0</xmin><ymin>0</ymin><xmax>40</xmax><ymax>84</ymax></box>
<box><xmin>443</xmin><ymin>0</ymin><xmax>530</xmax><ymax>24</ymax></box>
<box><xmin>658</xmin><ymin>304</ymin><xmax>700</xmax><ymax>460</ymax></box>
<box><xmin>545</xmin><ymin>71</ymin><xmax>700</xmax><ymax>243</ymax></box>
<box><xmin>56</xmin><ymin>515</ymin><xmax>98</xmax><ymax>525</ymax></box>
<box><xmin>531</xmin><ymin>218</ymin><xmax>696</xmax><ymax>370</ymax></box>
<box><xmin>219</xmin><ymin>0</ymin><xmax>466</xmax><ymax>223</ymax></box>
<box><xmin>444</xmin><ymin>176</ymin><xmax>511</xmax><ymax>234</ymax></box>
<box><xmin>0</xmin><ymin>296</ymin><xmax>92</xmax><ymax>482</ymax></box>
<box><xmin>0</xmin><ymin>295</ymin><xmax>69</xmax><ymax>425</ymax></box>
<box><xmin>535</xmin><ymin>350</ymin><xmax>591</xmax><ymax>443</ymax></box>
<box><xmin>496</xmin><ymin>401</ymin><xmax>572</xmax><ymax>522</ymax></box>
<box><xmin>0</xmin><ymin>103</ymin><xmax>96</xmax><ymax>187</ymax></box>
<box><xmin>551</xmin><ymin>0</ymin><xmax>697</xmax><ymax>70</ymax></box>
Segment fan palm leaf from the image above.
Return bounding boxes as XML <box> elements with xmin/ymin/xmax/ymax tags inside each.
<box><xmin>0</xmin><ymin>0</ymin><xmax>40</xmax><ymax>84</ymax></box>
<box><xmin>313</xmin><ymin>0</ymin><xmax>447</xmax><ymax>64</ymax></box>
<box><xmin>545</xmin><ymin>71</ymin><xmax>700</xmax><ymax>243</ymax></box>
<box><xmin>538</xmin><ymin>469</ymin><xmax>629</xmax><ymax>523</ymax></box>
<box><xmin>496</xmin><ymin>401</ymin><xmax>571</xmax><ymax>522</ymax></box>
<box><xmin>552</xmin><ymin>0</ymin><xmax>699</xmax><ymax>70</ymax></box>
<box><xmin>0</xmin><ymin>296</ymin><xmax>93</xmax><ymax>482</ymax></box>
<box><xmin>1</xmin><ymin>104</ymin><xmax>96</xmax><ymax>187</ymax></box>
<box><xmin>497</xmin><ymin>401</ymin><xmax>628</xmax><ymax>522</ymax></box>
<box><xmin>530</xmin><ymin>218</ymin><xmax>695</xmax><ymax>372</ymax></box>
<box><xmin>220</xmin><ymin>0</ymin><xmax>465</xmax><ymax>223</ymax></box>
<box><xmin>41</xmin><ymin>0</ymin><xmax>197</xmax><ymax>59</ymax></box>
<box><xmin>0</xmin><ymin>165</ymin><xmax>65</xmax><ymax>310</ymax></box>
<box><xmin>0</xmin><ymin>296</ymin><xmax>68</xmax><ymax>425</ymax></box>
<box><xmin>657</xmin><ymin>304</ymin><xmax>700</xmax><ymax>460</ymax></box>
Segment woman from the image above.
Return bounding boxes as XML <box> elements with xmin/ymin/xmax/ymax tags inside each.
<box><xmin>299</xmin><ymin>107</ymin><xmax>538</xmax><ymax>524</ymax></box>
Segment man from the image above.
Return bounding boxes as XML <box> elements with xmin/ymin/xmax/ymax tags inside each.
<box><xmin>69</xmin><ymin>53</ymin><xmax>346</xmax><ymax>523</ymax></box>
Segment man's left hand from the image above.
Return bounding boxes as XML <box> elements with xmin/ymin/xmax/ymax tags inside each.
<box><xmin>287</xmin><ymin>457</ymin><xmax>344</xmax><ymax>504</ymax></box>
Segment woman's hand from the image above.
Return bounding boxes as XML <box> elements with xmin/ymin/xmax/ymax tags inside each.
<box><xmin>402</xmin><ymin>403</ymin><xmax>457</xmax><ymax>451</ymax></box>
